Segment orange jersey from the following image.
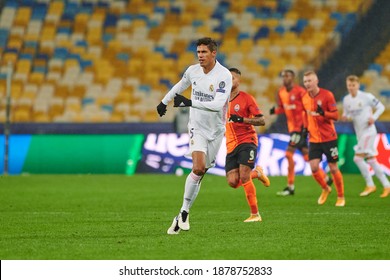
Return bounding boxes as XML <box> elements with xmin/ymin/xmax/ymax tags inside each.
<box><xmin>301</xmin><ymin>88</ymin><xmax>338</xmax><ymax>143</ymax></box>
<box><xmin>226</xmin><ymin>91</ymin><xmax>262</xmax><ymax>153</ymax></box>
<box><xmin>275</xmin><ymin>85</ymin><xmax>306</xmax><ymax>133</ymax></box>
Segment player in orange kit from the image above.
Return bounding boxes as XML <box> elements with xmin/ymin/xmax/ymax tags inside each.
<box><xmin>302</xmin><ymin>71</ymin><xmax>345</xmax><ymax>207</ymax></box>
<box><xmin>270</xmin><ymin>70</ymin><xmax>309</xmax><ymax>196</ymax></box>
<box><xmin>225</xmin><ymin>68</ymin><xmax>270</xmax><ymax>222</ymax></box>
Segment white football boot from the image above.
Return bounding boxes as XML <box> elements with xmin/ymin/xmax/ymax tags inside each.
<box><xmin>167</xmin><ymin>216</ymin><xmax>181</xmax><ymax>235</ymax></box>
<box><xmin>178</xmin><ymin>210</ymin><xmax>190</xmax><ymax>231</ymax></box>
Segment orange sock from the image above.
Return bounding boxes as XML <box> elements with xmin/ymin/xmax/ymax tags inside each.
<box><xmin>286</xmin><ymin>150</ymin><xmax>295</xmax><ymax>185</ymax></box>
<box><xmin>242</xmin><ymin>180</ymin><xmax>258</xmax><ymax>214</ymax></box>
<box><xmin>312</xmin><ymin>169</ymin><xmax>328</xmax><ymax>190</ymax></box>
<box><xmin>332</xmin><ymin>170</ymin><xmax>344</xmax><ymax>198</ymax></box>
<box><xmin>303</xmin><ymin>154</ymin><xmax>309</xmax><ymax>162</ymax></box>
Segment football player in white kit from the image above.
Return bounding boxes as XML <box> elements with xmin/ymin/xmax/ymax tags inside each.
<box><xmin>342</xmin><ymin>75</ymin><xmax>390</xmax><ymax>198</ymax></box>
<box><xmin>156</xmin><ymin>37</ymin><xmax>232</xmax><ymax>234</ymax></box>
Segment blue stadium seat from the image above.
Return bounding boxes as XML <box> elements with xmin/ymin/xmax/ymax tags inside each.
<box><xmin>53</xmin><ymin>48</ymin><xmax>68</xmax><ymax>60</ymax></box>
<box><xmin>153</xmin><ymin>6</ymin><xmax>166</xmax><ymax>14</ymax></box>
<box><xmin>275</xmin><ymin>25</ymin><xmax>285</xmax><ymax>35</ymax></box>
<box><xmin>31</xmin><ymin>3</ymin><xmax>47</xmax><ymax>20</ymax></box>
<box><xmin>237</xmin><ymin>32</ymin><xmax>250</xmax><ymax>42</ymax></box>
<box><xmin>104</xmin><ymin>14</ymin><xmax>118</xmax><ymax>28</ymax></box>
<box><xmin>369</xmin><ymin>63</ymin><xmax>383</xmax><ymax>74</ymax></box>
<box><xmin>276</xmin><ymin>1</ymin><xmax>292</xmax><ymax>14</ymax></box>
<box><xmin>291</xmin><ymin>19</ymin><xmax>308</xmax><ymax>33</ymax></box>
<box><xmin>5</xmin><ymin>0</ymin><xmax>18</xmax><ymax>8</ymax></box>
<box><xmin>79</xmin><ymin>59</ymin><xmax>92</xmax><ymax>71</ymax></box>
<box><xmin>19</xmin><ymin>53</ymin><xmax>34</xmax><ymax>60</ymax></box>
<box><xmin>116</xmin><ymin>53</ymin><xmax>129</xmax><ymax>62</ymax></box>
<box><xmin>62</xmin><ymin>2</ymin><xmax>78</xmax><ymax>21</ymax></box>
<box><xmin>380</xmin><ymin>90</ymin><xmax>390</xmax><ymax>98</ymax></box>
<box><xmin>80</xmin><ymin>2</ymin><xmax>93</xmax><ymax>14</ymax></box>
<box><xmin>254</xmin><ymin>26</ymin><xmax>270</xmax><ymax>41</ymax></box>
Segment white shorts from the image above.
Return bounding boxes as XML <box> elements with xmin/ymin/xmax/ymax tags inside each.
<box><xmin>354</xmin><ymin>133</ymin><xmax>377</xmax><ymax>157</ymax></box>
<box><xmin>187</xmin><ymin>130</ymin><xmax>224</xmax><ymax>169</ymax></box>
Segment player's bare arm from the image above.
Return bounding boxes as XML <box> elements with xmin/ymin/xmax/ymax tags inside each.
<box><xmin>244</xmin><ymin>115</ymin><xmax>265</xmax><ymax>126</ymax></box>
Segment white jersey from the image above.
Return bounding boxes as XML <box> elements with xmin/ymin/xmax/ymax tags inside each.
<box><xmin>342</xmin><ymin>90</ymin><xmax>385</xmax><ymax>138</ymax></box>
<box><xmin>162</xmin><ymin>61</ymin><xmax>232</xmax><ymax>140</ymax></box>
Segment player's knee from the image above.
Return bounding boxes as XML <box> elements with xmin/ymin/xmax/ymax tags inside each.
<box><xmin>240</xmin><ymin>174</ymin><xmax>251</xmax><ymax>184</ymax></box>
<box><xmin>285</xmin><ymin>151</ymin><xmax>294</xmax><ymax>160</ymax></box>
<box><xmin>353</xmin><ymin>155</ymin><xmax>364</xmax><ymax>163</ymax></box>
<box><xmin>311</xmin><ymin>166</ymin><xmax>319</xmax><ymax>173</ymax></box>
<box><xmin>192</xmin><ymin>167</ymin><xmax>205</xmax><ymax>176</ymax></box>
<box><xmin>227</xmin><ymin>178</ymin><xmax>239</xmax><ymax>188</ymax></box>
<box><xmin>328</xmin><ymin>163</ymin><xmax>339</xmax><ymax>174</ymax></box>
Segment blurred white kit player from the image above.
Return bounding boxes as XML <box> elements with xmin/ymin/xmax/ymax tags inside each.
<box><xmin>156</xmin><ymin>37</ymin><xmax>232</xmax><ymax>234</ymax></box>
<box><xmin>342</xmin><ymin>75</ymin><xmax>390</xmax><ymax>198</ymax></box>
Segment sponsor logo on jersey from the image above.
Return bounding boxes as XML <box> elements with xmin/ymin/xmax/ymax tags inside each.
<box><xmin>193</xmin><ymin>90</ymin><xmax>214</xmax><ymax>102</ymax></box>
<box><xmin>283</xmin><ymin>103</ymin><xmax>296</xmax><ymax>110</ymax></box>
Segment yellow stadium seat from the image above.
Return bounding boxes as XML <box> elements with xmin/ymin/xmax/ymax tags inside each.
<box><xmin>48</xmin><ymin>1</ymin><xmax>64</xmax><ymax>15</ymax></box>
<box><xmin>28</xmin><ymin>72</ymin><xmax>45</xmax><ymax>85</ymax></box>
<box><xmin>1</xmin><ymin>53</ymin><xmax>18</xmax><ymax>66</ymax></box>
<box><xmin>7</xmin><ymin>38</ymin><xmax>23</xmax><ymax>50</ymax></box>
<box><xmin>33</xmin><ymin>112</ymin><xmax>50</xmax><ymax>122</ymax></box>
<box><xmin>14</xmin><ymin>7</ymin><xmax>32</xmax><ymax>26</ymax></box>
<box><xmin>13</xmin><ymin>108</ymin><xmax>31</xmax><ymax>122</ymax></box>
<box><xmin>16</xmin><ymin>60</ymin><xmax>32</xmax><ymax>74</ymax></box>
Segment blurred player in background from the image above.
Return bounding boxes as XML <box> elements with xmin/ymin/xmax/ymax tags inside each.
<box><xmin>225</xmin><ymin>68</ymin><xmax>270</xmax><ymax>222</ymax></box>
<box><xmin>269</xmin><ymin>70</ymin><xmax>310</xmax><ymax>196</ymax></box>
<box><xmin>342</xmin><ymin>75</ymin><xmax>390</xmax><ymax>198</ymax></box>
<box><xmin>156</xmin><ymin>37</ymin><xmax>232</xmax><ymax>234</ymax></box>
<box><xmin>302</xmin><ymin>71</ymin><xmax>345</xmax><ymax>207</ymax></box>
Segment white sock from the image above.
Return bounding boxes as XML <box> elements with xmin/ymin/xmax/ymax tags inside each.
<box><xmin>188</xmin><ymin>182</ymin><xmax>201</xmax><ymax>209</ymax></box>
<box><xmin>354</xmin><ymin>156</ymin><xmax>374</xmax><ymax>186</ymax></box>
<box><xmin>180</xmin><ymin>172</ymin><xmax>202</xmax><ymax>213</ymax></box>
<box><xmin>367</xmin><ymin>158</ymin><xmax>390</xmax><ymax>187</ymax></box>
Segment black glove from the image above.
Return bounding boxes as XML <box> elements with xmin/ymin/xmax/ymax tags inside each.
<box><xmin>229</xmin><ymin>114</ymin><xmax>244</xmax><ymax>123</ymax></box>
<box><xmin>269</xmin><ymin>106</ymin><xmax>275</xmax><ymax>115</ymax></box>
<box><xmin>173</xmin><ymin>94</ymin><xmax>192</xmax><ymax>107</ymax></box>
<box><xmin>316</xmin><ymin>104</ymin><xmax>324</xmax><ymax>116</ymax></box>
<box><xmin>301</xmin><ymin>127</ymin><xmax>308</xmax><ymax>140</ymax></box>
<box><xmin>301</xmin><ymin>127</ymin><xmax>308</xmax><ymax>138</ymax></box>
<box><xmin>157</xmin><ymin>102</ymin><xmax>167</xmax><ymax>117</ymax></box>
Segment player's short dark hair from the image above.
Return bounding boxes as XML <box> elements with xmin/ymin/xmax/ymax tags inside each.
<box><xmin>197</xmin><ymin>37</ymin><xmax>218</xmax><ymax>52</ymax></box>
<box><xmin>229</xmin><ymin>68</ymin><xmax>241</xmax><ymax>75</ymax></box>
<box><xmin>281</xmin><ymin>69</ymin><xmax>295</xmax><ymax>77</ymax></box>
<box><xmin>346</xmin><ymin>75</ymin><xmax>359</xmax><ymax>82</ymax></box>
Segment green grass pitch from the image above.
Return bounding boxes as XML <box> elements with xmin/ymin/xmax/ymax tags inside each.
<box><xmin>0</xmin><ymin>174</ymin><xmax>389</xmax><ymax>260</ymax></box>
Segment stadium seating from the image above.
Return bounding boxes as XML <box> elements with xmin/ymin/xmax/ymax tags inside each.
<box><xmin>357</xmin><ymin>41</ymin><xmax>390</xmax><ymax>120</ymax></box>
<box><xmin>0</xmin><ymin>0</ymin><xmax>377</xmax><ymax>125</ymax></box>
